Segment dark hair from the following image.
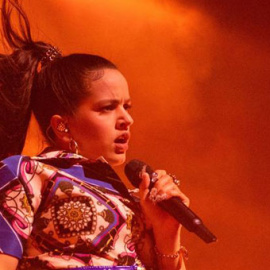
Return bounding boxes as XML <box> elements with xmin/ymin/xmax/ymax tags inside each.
<box><xmin>0</xmin><ymin>0</ymin><xmax>117</xmax><ymax>160</ymax></box>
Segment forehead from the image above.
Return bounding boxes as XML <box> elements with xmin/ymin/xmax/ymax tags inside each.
<box><xmin>89</xmin><ymin>68</ymin><xmax>130</xmax><ymax>100</ymax></box>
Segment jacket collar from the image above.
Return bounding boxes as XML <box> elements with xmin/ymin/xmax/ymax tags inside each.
<box><xmin>32</xmin><ymin>148</ymin><xmax>108</xmax><ymax>168</ymax></box>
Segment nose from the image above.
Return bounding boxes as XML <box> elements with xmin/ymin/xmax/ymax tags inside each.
<box><xmin>116</xmin><ymin>108</ymin><xmax>134</xmax><ymax>130</ymax></box>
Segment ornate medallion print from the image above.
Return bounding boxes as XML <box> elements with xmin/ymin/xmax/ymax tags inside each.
<box><xmin>51</xmin><ymin>196</ymin><xmax>97</xmax><ymax>238</ymax></box>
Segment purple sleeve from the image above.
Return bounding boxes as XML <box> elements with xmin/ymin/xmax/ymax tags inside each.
<box><xmin>0</xmin><ymin>156</ymin><xmax>34</xmax><ymax>259</ymax></box>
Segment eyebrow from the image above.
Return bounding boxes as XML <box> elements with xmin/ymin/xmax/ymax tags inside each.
<box><xmin>92</xmin><ymin>98</ymin><xmax>131</xmax><ymax>109</ymax></box>
<box><xmin>95</xmin><ymin>98</ymin><xmax>132</xmax><ymax>105</ymax></box>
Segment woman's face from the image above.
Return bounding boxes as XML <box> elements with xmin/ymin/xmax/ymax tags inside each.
<box><xmin>67</xmin><ymin>68</ymin><xmax>134</xmax><ymax>166</ymax></box>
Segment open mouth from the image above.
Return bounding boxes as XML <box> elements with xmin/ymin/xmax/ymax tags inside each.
<box><xmin>114</xmin><ymin>133</ymin><xmax>130</xmax><ymax>153</ymax></box>
<box><xmin>114</xmin><ymin>133</ymin><xmax>129</xmax><ymax>144</ymax></box>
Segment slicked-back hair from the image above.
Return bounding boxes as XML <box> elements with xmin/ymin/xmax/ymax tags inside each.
<box><xmin>0</xmin><ymin>0</ymin><xmax>117</xmax><ymax>160</ymax></box>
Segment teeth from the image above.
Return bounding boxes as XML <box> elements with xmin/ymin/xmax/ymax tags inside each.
<box><xmin>115</xmin><ymin>135</ymin><xmax>127</xmax><ymax>143</ymax></box>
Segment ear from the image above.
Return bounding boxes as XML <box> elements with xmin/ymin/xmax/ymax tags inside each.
<box><xmin>50</xmin><ymin>115</ymin><xmax>70</xmax><ymax>143</ymax></box>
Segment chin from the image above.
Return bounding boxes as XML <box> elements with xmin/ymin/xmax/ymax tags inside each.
<box><xmin>107</xmin><ymin>154</ymin><xmax>127</xmax><ymax>167</ymax></box>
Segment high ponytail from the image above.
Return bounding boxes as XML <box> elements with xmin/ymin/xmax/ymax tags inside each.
<box><xmin>0</xmin><ymin>0</ymin><xmax>49</xmax><ymax>159</ymax></box>
<box><xmin>0</xmin><ymin>0</ymin><xmax>118</xmax><ymax>160</ymax></box>
<box><xmin>1</xmin><ymin>0</ymin><xmax>33</xmax><ymax>49</ymax></box>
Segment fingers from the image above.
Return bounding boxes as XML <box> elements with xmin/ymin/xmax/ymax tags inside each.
<box><xmin>139</xmin><ymin>169</ymin><xmax>190</xmax><ymax>206</ymax></box>
<box><xmin>139</xmin><ymin>171</ymin><xmax>151</xmax><ymax>201</ymax></box>
<box><xmin>154</xmin><ymin>177</ymin><xmax>190</xmax><ymax>206</ymax></box>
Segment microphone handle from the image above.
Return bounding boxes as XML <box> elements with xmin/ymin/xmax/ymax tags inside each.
<box><xmin>158</xmin><ymin>197</ymin><xmax>217</xmax><ymax>243</ymax></box>
<box><xmin>124</xmin><ymin>160</ymin><xmax>217</xmax><ymax>243</ymax></box>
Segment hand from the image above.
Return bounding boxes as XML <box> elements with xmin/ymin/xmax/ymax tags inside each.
<box><xmin>138</xmin><ymin>169</ymin><xmax>190</xmax><ymax>234</ymax></box>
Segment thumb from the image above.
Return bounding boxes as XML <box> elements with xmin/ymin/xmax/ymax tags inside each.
<box><xmin>139</xmin><ymin>172</ymin><xmax>151</xmax><ymax>199</ymax></box>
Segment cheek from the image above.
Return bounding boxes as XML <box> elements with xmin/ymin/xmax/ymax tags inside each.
<box><xmin>73</xmin><ymin>118</ymin><xmax>112</xmax><ymax>142</ymax></box>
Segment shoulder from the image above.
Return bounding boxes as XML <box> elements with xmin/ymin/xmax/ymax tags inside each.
<box><xmin>0</xmin><ymin>155</ymin><xmax>41</xmax><ymax>259</ymax></box>
<box><xmin>0</xmin><ymin>155</ymin><xmax>26</xmax><ymax>184</ymax></box>
<box><xmin>0</xmin><ymin>155</ymin><xmax>46</xmax><ymax>193</ymax></box>
<box><xmin>0</xmin><ymin>155</ymin><xmax>46</xmax><ymax>219</ymax></box>
<box><xmin>0</xmin><ymin>154</ymin><xmax>38</xmax><ymax>176</ymax></box>
<box><xmin>1</xmin><ymin>154</ymin><xmax>24</xmax><ymax>170</ymax></box>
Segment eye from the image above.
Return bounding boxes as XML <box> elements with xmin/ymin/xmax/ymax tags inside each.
<box><xmin>124</xmin><ymin>103</ymin><xmax>132</xmax><ymax>110</ymax></box>
<box><xmin>101</xmin><ymin>104</ymin><xmax>116</xmax><ymax>112</ymax></box>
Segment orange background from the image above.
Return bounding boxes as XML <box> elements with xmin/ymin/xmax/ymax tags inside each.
<box><xmin>3</xmin><ymin>0</ymin><xmax>270</xmax><ymax>269</ymax></box>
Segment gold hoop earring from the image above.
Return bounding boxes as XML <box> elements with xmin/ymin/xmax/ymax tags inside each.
<box><xmin>69</xmin><ymin>138</ymin><xmax>79</xmax><ymax>154</ymax></box>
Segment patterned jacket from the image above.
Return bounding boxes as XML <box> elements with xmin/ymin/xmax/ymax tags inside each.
<box><xmin>0</xmin><ymin>150</ymin><xmax>147</xmax><ymax>269</ymax></box>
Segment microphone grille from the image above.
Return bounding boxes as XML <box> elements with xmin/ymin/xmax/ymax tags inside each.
<box><xmin>124</xmin><ymin>159</ymin><xmax>153</xmax><ymax>187</ymax></box>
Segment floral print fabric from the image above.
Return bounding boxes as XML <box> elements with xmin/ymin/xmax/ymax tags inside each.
<box><xmin>0</xmin><ymin>150</ymin><xmax>144</xmax><ymax>269</ymax></box>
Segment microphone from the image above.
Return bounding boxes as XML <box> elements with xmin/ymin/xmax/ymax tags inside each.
<box><xmin>124</xmin><ymin>159</ymin><xmax>217</xmax><ymax>244</ymax></box>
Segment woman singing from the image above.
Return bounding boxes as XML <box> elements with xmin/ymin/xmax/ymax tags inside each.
<box><xmin>0</xmin><ymin>0</ymin><xmax>189</xmax><ymax>269</ymax></box>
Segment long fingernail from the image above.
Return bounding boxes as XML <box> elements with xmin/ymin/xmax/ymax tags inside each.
<box><xmin>149</xmin><ymin>187</ymin><xmax>158</xmax><ymax>202</ymax></box>
<box><xmin>151</xmin><ymin>172</ymin><xmax>159</xmax><ymax>184</ymax></box>
<box><xmin>155</xmin><ymin>193</ymin><xmax>167</xmax><ymax>203</ymax></box>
